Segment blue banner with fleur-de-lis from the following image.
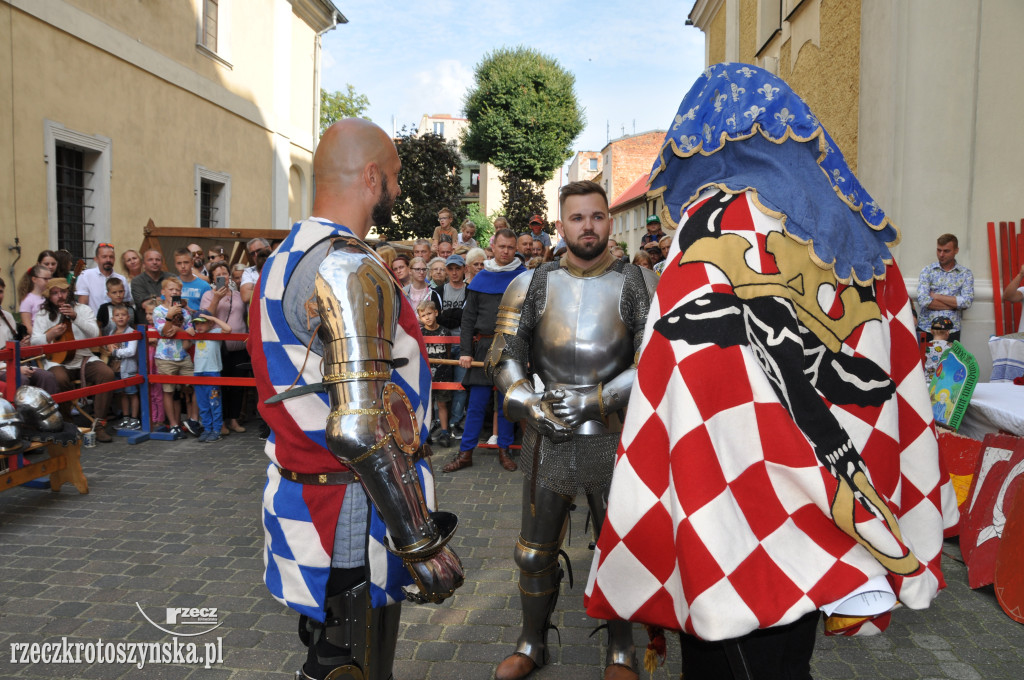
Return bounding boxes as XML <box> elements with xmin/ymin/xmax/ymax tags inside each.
<box><xmin>650</xmin><ymin>62</ymin><xmax>898</xmax><ymax>285</ymax></box>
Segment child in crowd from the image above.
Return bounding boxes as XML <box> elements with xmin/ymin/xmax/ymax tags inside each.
<box><xmin>140</xmin><ymin>297</ymin><xmax>166</xmax><ymax>431</ymax></box>
<box><xmin>153</xmin><ymin>278</ymin><xmax>199</xmax><ymax>439</ymax></box>
<box><xmin>191</xmin><ymin>310</ymin><xmax>231</xmax><ymax>443</ymax></box>
<box><xmin>418</xmin><ymin>299</ymin><xmax>454</xmax><ymax>447</ymax></box>
<box><xmin>924</xmin><ymin>317</ymin><xmax>953</xmax><ymax>381</ymax></box>
<box><xmin>106</xmin><ymin>303</ymin><xmax>141</xmax><ymax>430</ymax></box>
<box><xmin>96</xmin><ymin>278</ymin><xmax>138</xmax><ymax>335</ymax></box>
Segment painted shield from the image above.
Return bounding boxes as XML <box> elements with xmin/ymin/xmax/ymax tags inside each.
<box><xmin>994</xmin><ymin>486</ymin><xmax>1024</xmax><ymax>623</ymax></box>
<box><xmin>960</xmin><ymin>433</ymin><xmax>1024</xmax><ymax>589</ymax></box>
<box><xmin>938</xmin><ymin>431</ymin><xmax>983</xmax><ymax>538</ymax></box>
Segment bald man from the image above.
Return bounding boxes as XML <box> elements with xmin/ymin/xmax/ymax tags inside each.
<box><xmin>249</xmin><ymin>119</ymin><xmax>464</xmax><ymax>680</ymax></box>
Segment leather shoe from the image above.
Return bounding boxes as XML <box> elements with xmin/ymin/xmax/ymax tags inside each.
<box><xmin>604</xmin><ymin>663</ymin><xmax>639</xmax><ymax>680</ymax></box>
<box><xmin>94</xmin><ymin>427</ymin><xmax>113</xmax><ymax>443</ymax></box>
<box><xmin>497</xmin><ymin>447</ymin><xmax>517</xmax><ymax>471</ymax></box>
<box><xmin>442</xmin><ymin>450</ymin><xmax>473</xmax><ymax>473</ymax></box>
<box><xmin>495</xmin><ymin>652</ymin><xmax>536</xmax><ymax>680</ymax></box>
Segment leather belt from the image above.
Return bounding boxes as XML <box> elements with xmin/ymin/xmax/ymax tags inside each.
<box><xmin>473</xmin><ymin>333</ymin><xmax>493</xmax><ymax>341</ymax></box>
<box><xmin>276</xmin><ymin>466</ymin><xmax>358</xmax><ymax>485</ymax></box>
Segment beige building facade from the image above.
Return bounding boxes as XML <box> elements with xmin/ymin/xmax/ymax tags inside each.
<box><xmin>688</xmin><ymin>0</ymin><xmax>1024</xmax><ymax>379</ymax></box>
<box><xmin>1</xmin><ymin>0</ymin><xmax>341</xmax><ymax>291</ymax></box>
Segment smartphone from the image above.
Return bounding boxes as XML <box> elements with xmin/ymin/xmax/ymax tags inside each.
<box><xmin>171</xmin><ymin>295</ymin><xmax>182</xmax><ymax>306</ymax></box>
<box><xmin>215</xmin><ymin>276</ymin><xmax>227</xmax><ymax>289</ymax></box>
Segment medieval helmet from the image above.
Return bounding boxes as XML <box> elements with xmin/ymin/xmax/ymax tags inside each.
<box><xmin>14</xmin><ymin>385</ymin><xmax>64</xmax><ymax>432</ymax></box>
<box><xmin>0</xmin><ymin>398</ymin><xmax>24</xmax><ymax>452</ymax></box>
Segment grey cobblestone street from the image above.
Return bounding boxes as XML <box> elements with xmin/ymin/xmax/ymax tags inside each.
<box><xmin>0</xmin><ymin>429</ymin><xmax>1021</xmax><ymax>679</ymax></box>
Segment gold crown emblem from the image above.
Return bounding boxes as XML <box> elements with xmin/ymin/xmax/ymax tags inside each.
<box><xmin>680</xmin><ymin>232</ymin><xmax>880</xmax><ymax>352</ymax></box>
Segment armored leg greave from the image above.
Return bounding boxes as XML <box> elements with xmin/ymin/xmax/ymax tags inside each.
<box><xmin>511</xmin><ymin>484</ymin><xmax>573</xmax><ymax>667</ymax></box>
<box><xmin>298</xmin><ymin>580</ymin><xmax>401</xmax><ymax>680</ymax></box>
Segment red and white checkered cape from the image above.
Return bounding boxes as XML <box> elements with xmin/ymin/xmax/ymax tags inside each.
<box><xmin>585</xmin><ymin>191</ymin><xmax>958</xmax><ymax>641</ymax></box>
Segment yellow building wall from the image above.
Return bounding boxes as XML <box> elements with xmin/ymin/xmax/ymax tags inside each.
<box><xmin>739</xmin><ymin>0</ymin><xmax>757</xmax><ymax>64</ymax></box>
<box><xmin>774</xmin><ymin>0</ymin><xmax>861</xmax><ymax>172</ymax></box>
<box><xmin>0</xmin><ymin>7</ymin><xmax>14</xmax><ymax>254</ymax></box>
<box><xmin>708</xmin><ymin>5</ymin><xmax>727</xmax><ymax>66</ymax></box>
<box><xmin>1</xmin><ymin>11</ymin><xmax>276</xmax><ymax>276</ymax></box>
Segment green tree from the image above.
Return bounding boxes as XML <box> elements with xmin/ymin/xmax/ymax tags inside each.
<box><xmin>319</xmin><ymin>85</ymin><xmax>370</xmax><ymax>134</ymax></box>
<box><xmin>462</xmin><ymin>46</ymin><xmax>585</xmax><ymax>184</ymax></box>
<box><xmin>500</xmin><ymin>172</ymin><xmax>548</xmax><ymax>235</ymax></box>
<box><xmin>466</xmin><ymin>203</ymin><xmax>494</xmax><ymax>248</ymax></box>
<box><xmin>385</xmin><ymin>128</ymin><xmax>466</xmax><ymax>241</ymax></box>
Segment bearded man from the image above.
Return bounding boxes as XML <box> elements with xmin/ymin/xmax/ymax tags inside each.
<box><xmin>486</xmin><ymin>180</ymin><xmax>657</xmax><ymax>680</ymax></box>
<box><xmin>249</xmin><ymin>118</ymin><xmax>463</xmax><ymax>680</ymax></box>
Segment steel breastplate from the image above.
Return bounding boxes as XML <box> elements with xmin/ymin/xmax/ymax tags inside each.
<box><xmin>531</xmin><ymin>267</ymin><xmax>633</xmax><ymax>387</ymax></box>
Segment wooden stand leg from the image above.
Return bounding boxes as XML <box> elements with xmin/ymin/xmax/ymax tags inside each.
<box><xmin>46</xmin><ymin>441</ymin><xmax>89</xmax><ymax>494</ymax></box>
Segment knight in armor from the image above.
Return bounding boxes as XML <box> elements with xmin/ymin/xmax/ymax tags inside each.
<box><xmin>249</xmin><ymin>118</ymin><xmax>464</xmax><ymax>680</ymax></box>
<box><xmin>486</xmin><ymin>180</ymin><xmax>657</xmax><ymax>680</ymax></box>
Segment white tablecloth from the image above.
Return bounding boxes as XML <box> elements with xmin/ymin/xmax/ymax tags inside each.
<box><xmin>958</xmin><ymin>382</ymin><xmax>1024</xmax><ymax>440</ymax></box>
<box><xmin>988</xmin><ymin>334</ymin><xmax>1024</xmax><ymax>382</ymax></box>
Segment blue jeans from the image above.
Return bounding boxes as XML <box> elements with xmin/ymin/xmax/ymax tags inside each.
<box><xmin>460</xmin><ymin>384</ymin><xmax>514</xmax><ymax>452</ymax></box>
<box><xmin>194</xmin><ymin>371</ymin><xmax>223</xmax><ymax>434</ymax></box>
<box><xmin>450</xmin><ymin>364</ymin><xmax>468</xmax><ymax>426</ymax></box>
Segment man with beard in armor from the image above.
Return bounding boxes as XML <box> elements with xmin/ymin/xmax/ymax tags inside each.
<box><xmin>486</xmin><ymin>180</ymin><xmax>657</xmax><ymax>680</ymax></box>
<box><xmin>249</xmin><ymin>118</ymin><xmax>463</xmax><ymax>680</ymax></box>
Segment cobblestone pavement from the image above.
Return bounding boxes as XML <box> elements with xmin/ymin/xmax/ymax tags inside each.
<box><xmin>0</xmin><ymin>430</ymin><xmax>1021</xmax><ymax>679</ymax></box>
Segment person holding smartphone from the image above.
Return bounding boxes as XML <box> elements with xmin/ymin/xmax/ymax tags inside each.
<box><xmin>199</xmin><ymin>260</ymin><xmax>248</xmax><ymax>434</ymax></box>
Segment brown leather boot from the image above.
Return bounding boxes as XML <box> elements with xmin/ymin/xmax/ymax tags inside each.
<box><xmin>442</xmin><ymin>449</ymin><xmax>473</xmax><ymax>473</ymax></box>
<box><xmin>497</xmin><ymin>447</ymin><xmax>517</xmax><ymax>471</ymax></box>
<box><xmin>495</xmin><ymin>652</ymin><xmax>537</xmax><ymax>680</ymax></box>
<box><xmin>604</xmin><ymin>663</ymin><xmax>639</xmax><ymax>680</ymax></box>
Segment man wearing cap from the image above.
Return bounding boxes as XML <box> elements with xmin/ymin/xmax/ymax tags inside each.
<box><xmin>528</xmin><ymin>214</ymin><xmax>551</xmax><ymax>250</ymax></box>
<box><xmin>639</xmin><ymin>214</ymin><xmax>666</xmax><ymax>248</ymax></box>
<box><xmin>439</xmin><ymin>254</ymin><xmax>469</xmax><ymax>436</ymax></box>
<box><xmin>76</xmin><ymin>242</ymin><xmax>131</xmax><ymax>312</ymax></box>
<box><xmin>31</xmin><ymin>278</ymin><xmax>117</xmax><ymax>441</ymax></box>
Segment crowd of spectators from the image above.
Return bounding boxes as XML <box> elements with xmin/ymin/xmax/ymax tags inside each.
<box><xmin>3</xmin><ymin>239</ymin><xmax>266</xmax><ymax>444</ymax></box>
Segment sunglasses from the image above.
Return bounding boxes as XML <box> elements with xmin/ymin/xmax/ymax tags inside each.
<box><xmin>97</xmin><ymin>242</ymin><xmax>114</xmax><ymax>250</ymax></box>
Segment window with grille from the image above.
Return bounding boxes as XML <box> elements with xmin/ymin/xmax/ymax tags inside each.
<box><xmin>202</xmin><ymin>0</ymin><xmax>218</xmax><ymax>52</ymax></box>
<box><xmin>55</xmin><ymin>145</ymin><xmax>95</xmax><ymax>260</ymax></box>
<box><xmin>195</xmin><ymin>165</ymin><xmax>230</xmax><ymax>229</ymax></box>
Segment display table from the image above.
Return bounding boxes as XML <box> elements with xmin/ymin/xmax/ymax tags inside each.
<box><xmin>958</xmin><ymin>382</ymin><xmax>1024</xmax><ymax>440</ymax></box>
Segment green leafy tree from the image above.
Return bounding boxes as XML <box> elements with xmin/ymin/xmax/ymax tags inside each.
<box><xmin>462</xmin><ymin>46</ymin><xmax>585</xmax><ymax>184</ymax></box>
<box><xmin>385</xmin><ymin>128</ymin><xmax>466</xmax><ymax>241</ymax></box>
<box><xmin>466</xmin><ymin>203</ymin><xmax>494</xmax><ymax>249</ymax></box>
<box><xmin>500</xmin><ymin>172</ymin><xmax>548</xmax><ymax>235</ymax></box>
<box><xmin>319</xmin><ymin>85</ymin><xmax>370</xmax><ymax>134</ymax></box>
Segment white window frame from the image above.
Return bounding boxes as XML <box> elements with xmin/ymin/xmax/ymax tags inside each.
<box><xmin>44</xmin><ymin>120</ymin><xmax>111</xmax><ymax>255</ymax></box>
<box><xmin>196</xmin><ymin>0</ymin><xmax>233</xmax><ymax>67</ymax></box>
<box><xmin>195</xmin><ymin>165</ymin><xmax>231</xmax><ymax>229</ymax></box>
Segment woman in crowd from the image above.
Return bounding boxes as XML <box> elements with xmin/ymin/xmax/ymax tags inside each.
<box><xmin>120</xmin><ymin>249</ymin><xmax>144</xmax><ymax>282</ymax></box>
<box><xmin>391</xmin><ymin>254</ymin><xmax>411</xmax><ymax>288</ymax></box>
<box><xmin>17</xmin><ymin>264</ymin><xmax>52</xmax><ymax>335</ymax></box>
<box><xmin>464</xmin><ymin>247</ymin><xmax>486</xmax><ymax>284</ymax></box>
<box><xmin>632</xmin><ymin>250</ymin><xmax>653</xmax><ymax>270</ymax></box>
<box><xmin>54</xmin><ymin>249</ymin><xmax>77</xmax><ymax>286</ymax></box>
<box><xmin>403</xmin><ymin>257</ymin><xmax>441</xmax><ymax>309</ymax></box>
<box><xmin>428</xmin><ymin>256</ymin><xmax>448</xmax><ymax>288</ymax></box>
<box><xmin>200</xmin><ymin>260</ymin><xmax>248</xmax><ymax>434</ymax></box>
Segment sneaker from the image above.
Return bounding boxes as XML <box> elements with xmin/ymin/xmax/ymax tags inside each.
<box><xmin>438</xmin><ymin>430</ymin><xmax>452</xmax><ymax>448</ymax></box>
<box><xmin>205</xmin><ymin>434</ymin><xmax>222</xmax><ymax>443</ymax></box>
<box><xmin>153</xmin><ymin>423</ymin><xmax>169</xmax><ymax>433</ymax></box>
<box><xmin>198</xmin><ymin>432</ymin><xmax>210</xmax><ymax>443</ymax></box>
<box><xmin>128</xmin><ymin>418</ymin><xmax>142</xmax><ymax>430</ymax></box>
<box><xmin>182</xmin><ymin>419</ymin><xmax>203</xmax><ymax>437</ymax></box>
<box><xmin>169</xmin><ymin>426</ymin><xmax>186</xmax><ymax>440</ymax></box>
<box><xmin>451</xmin><ymin>425</ymin><xmax>463</xmax><ymax>439</ymax></box>
<box><xmin>486</xmin><ymin>434</ymin><xmax>498</xmax><ymax>446</ymax></box>
<box><xmin>112</xmin><ymin>417</ymin><xmax>130</xmax><ymax>429</ymax></box>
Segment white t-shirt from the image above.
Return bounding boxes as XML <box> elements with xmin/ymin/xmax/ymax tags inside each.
<box><xmin>75</xmin><ymin>267</ymin><xmax>131</xmax><ymax>311</ymax></box>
